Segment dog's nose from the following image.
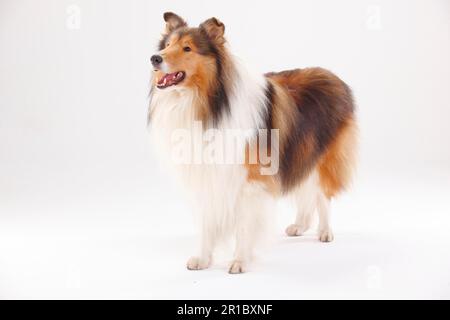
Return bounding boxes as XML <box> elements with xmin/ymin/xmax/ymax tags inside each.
<box><xmin>151</xmin><ymin>54</ymin><xmax>163</xmax><ymax>66</ymax></box>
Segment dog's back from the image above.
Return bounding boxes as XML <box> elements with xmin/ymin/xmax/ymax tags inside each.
<box><xmin>247</xmin><ymin>67</ymin><xmax>357</xmax><ymax>197</ymax></box>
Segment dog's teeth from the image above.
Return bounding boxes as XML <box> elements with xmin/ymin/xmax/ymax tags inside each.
<box><xmin>163</xmin><ymin>78</ymin><xmax>167</xmax><ymax>85</ymax></box>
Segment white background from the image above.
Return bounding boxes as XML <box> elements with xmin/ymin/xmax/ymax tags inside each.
<box><xmin>0</xmin><ymin>0</ymin><xmax>449</xmax><ymax>299</ymax></box>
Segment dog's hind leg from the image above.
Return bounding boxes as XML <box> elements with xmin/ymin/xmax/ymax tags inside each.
<box><xmin>285</xmin><ymin>171</ymin><xmax>319</xmax><ymax>237</ymax></box>
<box><xmin>316</xmin><ymin>191</ymin><xmax>334</xmax><ymax>242</ymax></box>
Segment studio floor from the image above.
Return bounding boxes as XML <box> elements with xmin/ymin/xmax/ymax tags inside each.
<box><xmin>1</xmin><ymin>169</ymin><xmax>449</xmax><ymax>299</ymax></box>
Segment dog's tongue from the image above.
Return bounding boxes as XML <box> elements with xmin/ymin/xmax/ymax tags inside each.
<box><xmin>157</xmin><ymin>71</ymin><xmax>184</xmax><ymax>88</ymax></box>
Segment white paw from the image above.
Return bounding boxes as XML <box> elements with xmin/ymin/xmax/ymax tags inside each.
<box><xmin>228</xmin><ymin>260</ymin><xmax>246</xmax><ymax>274</ymax></box>
<box><xmin>318</xmin><ymin>229</ymin><xmax>334</xmax><ymax>242</ymax></box>
<box><xmin>186</xmin><ymin>256</ymin><xmax>210</xmax><ymax>270</ymax></box>
<box><xmin>285</xmin><ymin>224</ymin><xmax>307</xmax><ymax>237</ymax></box>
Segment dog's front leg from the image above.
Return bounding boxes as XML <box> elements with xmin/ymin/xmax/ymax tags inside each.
<box><xmin>186</xmin><ymin>210</ymin><xmax>217</xmax><ymax>271</ymax></box>
<box><xmin>229</xmin><ymin>183</ymin><xmax>271</xmax><ymax>274</ymax></box>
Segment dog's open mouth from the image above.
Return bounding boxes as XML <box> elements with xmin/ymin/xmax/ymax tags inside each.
<box><xmin>156</xmin><ymin>71</ymin><xmax>185</xmax><ymax>89</ymax></box>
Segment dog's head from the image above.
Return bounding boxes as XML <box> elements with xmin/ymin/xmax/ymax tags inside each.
<box><xmin>151</xmin><ymin>12</ymin><xmax>227</xmax><ymax>92</ymax></box>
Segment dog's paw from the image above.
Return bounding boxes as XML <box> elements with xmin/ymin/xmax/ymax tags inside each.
<box><xmin>318</xmin><ymin>229</ymin><xmax>334</xmax><ymax>242</ymax></box>
<box><xmin>285</xmin><ymin>224</ymin><xmax>307</xmax><ymax>237</ymax></box>
<box><xmin>228</xmin><ymin>260</ymin><xmax>246</xmax><ymax>274</ymax></box>
<box><xmin>186</xmin><ymin>256</ymin><xmax>210</xmax><ymax>270</ymax></box>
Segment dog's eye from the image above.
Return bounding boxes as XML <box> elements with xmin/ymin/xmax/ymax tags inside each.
<box><xmin>166</xmin><ymin>43</ymin><xmax>170</xmax><ymax>47</ymax></box>
<box><xmin>183</xmin><ymin>46</ymin><xmax>191</xmax><ymax>52</ymax></box>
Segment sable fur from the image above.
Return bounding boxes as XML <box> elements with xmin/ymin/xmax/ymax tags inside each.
<box><xmin>148</xmin><ymin>12</ymin><xmax>357</xmax><ymax>273</ymax></box>
<box><xmin>263</xmin><ymin>68</ymin><xmax>355</xmax><ymax>195</ymax></box>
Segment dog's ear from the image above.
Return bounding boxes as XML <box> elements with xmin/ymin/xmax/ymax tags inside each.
<box><xmin>199</xmin><ymin>17</ymin><xmax>225</xmax><ymax>44</ymax></box>
<box><xmin>163</xmin><ymin>12</ymin><xmax>187</xmax><ymax>34</ymax></box>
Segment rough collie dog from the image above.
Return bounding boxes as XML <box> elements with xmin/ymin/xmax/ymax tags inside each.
<box><xmin>148</xmin><ymin>12</ymin><xmax>357</xmax><ymax>274</ymax></box>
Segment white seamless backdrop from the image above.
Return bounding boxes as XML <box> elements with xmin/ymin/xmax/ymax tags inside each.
<box><xmin>0</xmin><ymin>0</ymin><xmax>449</xmax><ymax>299</ymax></box>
